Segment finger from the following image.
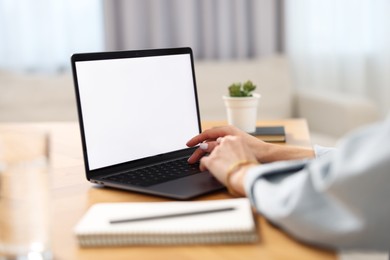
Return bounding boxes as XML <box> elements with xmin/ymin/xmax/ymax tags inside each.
<box><xmin>199</xmin><ymin>142</ymin><xmax>208</xmax><ymax>150</ymax></box>
<box><xmin>186</xmin><ymin>127</ymin><xmax>232</xmax><ymax>147</ymax></box>
<box><xmin>199</xmin><ymin>156</ymin><xmax>209</xmax><ymax>172</ymax></box>
<box><xmin>199</xmin><ymin>141</ymin><xmax>219</xmax><ymax>152</ymax></box>
<box><xmin>187</xmin><ymin>148</ymin><xmax>206</xmax><ymax>164</ymax></box>
<box><xmin>200</xmin><ymin>164</ymin><xmax>207</xmax><ymax>172</ymax></box>
<box><xmin>188</xmin><ymin>140</ymin><xmax>220</xmax><ymax>164</ymax></box>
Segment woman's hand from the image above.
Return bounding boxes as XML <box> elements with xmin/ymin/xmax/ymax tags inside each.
<box><xmin>200</xmin><ymin>135</ymin><xmax>259</xmax><ymax>196</ymax></box>
<box><xmin>186</xmin><ymin>125</ymin><xmax>267</xmax><ymax>165</ymax></box>
<box><xmin>187</xmin><ymin>125</ymin><xmax>315</xmax><ymax>165</ymax></box>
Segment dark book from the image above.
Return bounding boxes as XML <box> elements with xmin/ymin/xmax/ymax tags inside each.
<box><xmin>251</xmin><ymin>126</ymin><xmax>286</xmax><ymax>142</ymax></box>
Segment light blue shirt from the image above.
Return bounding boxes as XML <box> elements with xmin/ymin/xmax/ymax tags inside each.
<box><xmin>245</xmin><ymin>115</ymin><xmax>390</xmax><ymax>250</ymax></box>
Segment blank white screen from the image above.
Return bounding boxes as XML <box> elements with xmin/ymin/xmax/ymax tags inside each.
<box><xmin>75</xmin><ymin>54</ymin><xmax>200</xmax><ymax>170</ymax></box>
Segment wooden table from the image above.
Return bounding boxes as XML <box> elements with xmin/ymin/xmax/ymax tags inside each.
<box><xmin>0</xmin><ymin>119</ymin><xmax>335</xmax><ymax>260</ymax></box>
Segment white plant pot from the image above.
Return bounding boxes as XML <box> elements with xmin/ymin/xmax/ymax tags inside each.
<box><xmin>223</xmin><ymin>93</ymin><xmax>261</xmax><ymax>133</ymax></box>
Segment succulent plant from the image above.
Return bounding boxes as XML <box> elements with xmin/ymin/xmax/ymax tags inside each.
<box><xmin>228</xmin><ymin>80</ymin><xmax>256</xmax><ymax>97</ymax></box>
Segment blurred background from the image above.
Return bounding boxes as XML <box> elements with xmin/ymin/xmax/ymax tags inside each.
<box><xmin>1</xmin><ymin>0</ymin><xmax>389</xmax><ymax>147</ymax></box>
<box><xmin>1</xmin><ymin>1</ymin><xmax>389</xmax><ymax>258</ymax></box>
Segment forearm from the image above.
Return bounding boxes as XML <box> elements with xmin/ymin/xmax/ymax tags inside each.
<box><xmin>255</xmin><ymin>142</ymin><xmax>315</xmax><ymax>163</ymax></box>
<box><xmin>227</xmin><ymin>142</ymin><xmax>315</xmax><ymax>196</ymax></box>
<box><xmin>229</xmin><ymin>149</ymin><xmax>313</xmax><ymax>197</ymax></box>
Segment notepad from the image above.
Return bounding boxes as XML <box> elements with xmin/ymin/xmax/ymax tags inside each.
<box><xmin>74</xmin><ymin>198</ymin><xmax>258</xmax><ymax>247</ymax></box>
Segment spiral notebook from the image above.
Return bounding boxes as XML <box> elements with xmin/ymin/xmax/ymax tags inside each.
<box><xmin>74</xmin><ymin>198</ymin><xmax>258</xmax><ymax>247</ymax></box>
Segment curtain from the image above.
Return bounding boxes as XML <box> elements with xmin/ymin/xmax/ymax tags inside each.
<box><xmin>104</xmin><ymin>0</ymin><xmax>283</xmax><ymax>60</ymax></box>
<box><xmin>285</xmin><ymin>0</ymin><xmax>390</xmax><ymax>115</ymax></box>
<box><xmin>0</xmin><ymin>0</ymin><xmax>104</xmax><ymax>73</ymax></box>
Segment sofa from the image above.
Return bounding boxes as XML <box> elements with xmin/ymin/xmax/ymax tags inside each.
<box><xmin>195</xmin><ymin>56</ymin><xmax>380</xmax><ymax>146</ymax></box>
<box><xmin>0</xmin><ymin>55</ymin><xmax>380</xmax><ymax>146</ymax></box>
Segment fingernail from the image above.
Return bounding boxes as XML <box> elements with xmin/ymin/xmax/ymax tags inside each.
<box><xmin>217</xmin><ymin>137</ymin><xmax>223</xmax><ymax>144</ymax></box>
<box><xmin>199</xmin><ymin>143</ymin><xmax>208</xmax><ymax>150</ymax></box>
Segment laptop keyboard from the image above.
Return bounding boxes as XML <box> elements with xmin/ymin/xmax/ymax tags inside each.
<box><xmin>102</xmin><ymin>158</ymin><xmax>201</xmax><ymax>187</ymax></box>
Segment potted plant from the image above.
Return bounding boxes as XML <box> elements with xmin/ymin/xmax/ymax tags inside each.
<box><xmin>222</xmin><ymin>80</ymin><xmax>260</xmax><ymax>133</ymax></box>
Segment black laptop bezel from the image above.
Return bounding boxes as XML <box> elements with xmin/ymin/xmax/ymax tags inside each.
<box><xmin>71</xmin><ymin>47</ymin><xmax>203</xmax><ymax>181</ymax></box>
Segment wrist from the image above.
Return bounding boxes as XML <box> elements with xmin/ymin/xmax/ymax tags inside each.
<box><xmin>253</xmin><ymin>141</ymin><xmax>272</xmax><ymax>163</ymax></box>
<box><xmin>226</xmin><ymin>162</ymin><xmax>258</xmax><ymax>196</ymax></box>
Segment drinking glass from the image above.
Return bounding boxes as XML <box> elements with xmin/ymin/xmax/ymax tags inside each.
<box><xmin>0</xmin><ymin>130</ymin><xmax>52</xmax><ymax>260</ymax></box>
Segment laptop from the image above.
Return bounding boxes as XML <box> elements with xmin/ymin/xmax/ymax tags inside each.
<box><xmin>71</xmin><ymin>47</ymin><xmax>224</xmax><ymax>200</ymax></box>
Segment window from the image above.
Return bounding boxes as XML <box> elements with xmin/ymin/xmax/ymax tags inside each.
<box><xmin>0</xmin><ymin>0</ymin><xmax>104</xmax><ymax>73</ymax></box>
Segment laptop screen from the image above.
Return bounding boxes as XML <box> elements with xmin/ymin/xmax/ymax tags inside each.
<box><xmin>74</xmin><ymin>52</ymin><xmax>200</xmax><ymax>170</ymax></box>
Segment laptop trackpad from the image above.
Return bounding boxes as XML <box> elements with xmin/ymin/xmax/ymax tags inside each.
<box><xmin>150</xmin><ymin>172</ymin><xmax>224</xmax><ymax>200</ymax></box>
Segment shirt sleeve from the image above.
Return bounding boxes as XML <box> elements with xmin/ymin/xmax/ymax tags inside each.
<box><xmin>313</xmin><ymin>145</ymin><xmax>336</xmax><ymax>158</ymax></box>
<box><xmin>244</xmin><ymin>116</ymin><xmax>390</xmax><ymax>250</ymax></box>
